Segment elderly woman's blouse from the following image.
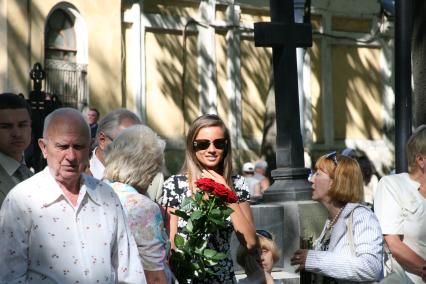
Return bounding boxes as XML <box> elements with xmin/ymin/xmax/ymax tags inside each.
<box><xmin>305</xmin><ymin>203</ymin><xmax>383</xmax><ymax>283</ymax></box>
<box><xmin>375</xmin><ymin>173</ymin><xmax>426</xmax><ymax>284</ymax></box>
<box><xmin>107</xmin><ymin>182</ymin><xmax>170</xmax><ymax>276</ymax></box>
<box><xmin>161</xmin><ymin>174</ymin><xmax>249</xmax><ymax>284</ymax></box>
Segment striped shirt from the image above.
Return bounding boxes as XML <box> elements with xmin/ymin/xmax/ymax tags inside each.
<box><xmin>305</xmin><ymin>203</ymin><xmax>383</xmax><ymax>283</ymax></box>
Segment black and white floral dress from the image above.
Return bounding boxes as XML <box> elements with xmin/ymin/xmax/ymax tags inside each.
<box><xmin>161</xmin><ymin>174</ymin><xmax>250</xmax><ymax>284</ymax></box>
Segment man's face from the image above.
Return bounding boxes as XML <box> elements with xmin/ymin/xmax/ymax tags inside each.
<box><xmin>0</xmin><ymin>108</ymin><xmax>31</xmax><ymax>161</ymax></box>
<box><xmin>86</xmin><ymin>110</ymin><xmax>98</xmax><ymax>125</ymax></box>
<box><xmin>39</xmin><ymin>120</ymin><xmax>90</xmax><ymax>184</ymax></box>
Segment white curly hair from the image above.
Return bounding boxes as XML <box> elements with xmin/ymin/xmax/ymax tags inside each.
<box><xmin>104</xmin><ymin>125</ymin><xmax>165</xmax><ymax>192</ymax></box>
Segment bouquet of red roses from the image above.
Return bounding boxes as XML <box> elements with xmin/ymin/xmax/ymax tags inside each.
<box><xmin>170</xmin><ymin>178</ymin><xmax>239</xmax><ymax>282</ymax></box>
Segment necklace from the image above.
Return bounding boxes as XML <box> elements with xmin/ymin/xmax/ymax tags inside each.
<box><xmin>327</xmin><ymin>205</ymin><xmax>345</xmax><ymax>229</ymax></box>
<box><xmin>319</xmin><ymin>205</ymin><xmax>346</xmax><ymax>251</ymax></box>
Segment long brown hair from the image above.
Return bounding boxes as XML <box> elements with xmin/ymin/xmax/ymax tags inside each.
<box><xmin>180</xmin><ymin>114</ymin><xmax>233</xmax><ymax>190</ymax></box>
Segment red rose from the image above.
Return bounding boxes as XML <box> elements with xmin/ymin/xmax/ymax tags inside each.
<box><xmin>212</xmin><ymin>184</ymin><xmax>239</xmax><ymax>203</ymax></box>
<box><xmin>195</xmin><ymin>178</ymin><xmax>216</xmax><ymax>193</ymax></box>
<box><xmin>211</xmin><ymin>183</ymin><xmax>228</xmax><ymax>198</ymax></box>
<box><xmin>226</xmin><ymin>190</ymin><xmax>238</xmax><ymax>203</ymax></box>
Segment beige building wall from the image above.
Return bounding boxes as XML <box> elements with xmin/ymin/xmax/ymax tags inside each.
<box><xmin>123</xmin><ymin>1</ymin><xmax>273</xmax><ymax>173</ymax></box>
<box><xmin>5</xmin><ymin>0</ymin><xmax>31</xmax><ymax>92</ymax></box>
<box><xmin>2</xmin><ymin>0</ymin><xmax>394</xmax><ymax>174</ymax></box>
<box><xmin>306</xmin><ymin>3</ymin><xmax>394</xmax><ymax>174</ymax></box>
<box><xmin>144</xmin><ymin>31</ymin><xmax>199</xmax><ymax>139</ymax></box>
<box><xmin>310</xmin><ymin>38</ymin><xmax>323</xmax><ymax>144</ymax></box>
<box><xmin>331</xmin><ymin>44</ymin><xmax>383</xmax><ymax>140</ymax></box>
<box><xmin>2</xmin><ymin>0</ymin><xmax>122</xmax><ymax>115</ymax></box>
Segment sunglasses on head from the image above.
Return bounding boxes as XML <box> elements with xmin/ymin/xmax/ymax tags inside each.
<box><xmin>325</xmin><ymin>151</ymin><xmax>338</xmax><ymax>165</ymax></box>
<box><xmin>193</xmin><ymin>138</ymin><xmax>227</xmax><ymax>151</ymax></box>
<box><xmin>256</xmin><ymin>229</ymin><xmax>273</xmax><ymax>240</ymax></box>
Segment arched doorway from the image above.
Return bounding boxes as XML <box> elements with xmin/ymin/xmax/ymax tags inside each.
<box><xmin>44</xmin><ymin>3</ymin><xmax>88</xmax><ymax>110</ymax></box>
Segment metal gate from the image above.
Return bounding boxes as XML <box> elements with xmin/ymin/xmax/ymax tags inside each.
<box><xmin>44</xmin><ymin>59</ymin><xmax>88</xmax><ymax>110</ymax></box>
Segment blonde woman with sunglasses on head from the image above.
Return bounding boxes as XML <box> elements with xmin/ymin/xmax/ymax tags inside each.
<box><xmin>291</xmin><ymin>152</ymin><xmax>383</xmax><ymax>283</ymax></box>
<box><xmin>161</xmin><ymin>114</ymin><xmax>257</xmax><ymax>283</ymax></box>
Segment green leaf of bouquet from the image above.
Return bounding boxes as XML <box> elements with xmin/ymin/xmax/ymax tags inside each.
<box><xmin>190</xmin><ymin>210</ymin><xmax>205</xmax><ymax>221</ymax></box>
<box><xmin>206</xmin><ymin>259</ymin><xmax>219</xmax><ymax>266</ymax></box>
<box><xmin>222</xmin><ymin>207</ymin><xmax>234</xmax><ymax>217</ymax></box>
<box><xmin>174</xmin><ymin>234</ymin><xmax>185</xmax><ymax>250</ymax></box>
<box><xmin>206</xmin><ymin>268</ymin><xmax>216</xmax><ymax>275</ymax></box>
<box><xmin>212</xmin><ymin>252</ymin><xmax>227</xmax><ymax>261</ymax></box>
<box><xmin>195</xmin><ymin>240</ymin><xmax>208</xmax><ymax>254</ymax></box>
<box><xmin>195</xmin><ymin>191</ymin><xmax>204</xmax><ymax>203</ymax></box>
<box><xmin>209</xmin><ymin>215</ymin><xmax>224</xmax><ymax>225</ymax></box>
<box><xmin>181</xmin><ymin>197</ymin><xmax>196</xmax><ymax>211</ymax></box>
<box><xmin>172</xmin><ymin>210</ymin><xmax>190</xmax><ymax>220</ymax></box>
<box><xmin>186</xmin><ymin>219</ymin><xmax>194</xmax><ymax>233</ymax></box>
<box><xmin>203</xmin><ymin>248</ymin><xmax>217</xmax><ymax>258</ymax></box>
<box><xmin>192</xmin><ymin>262</ymin><xmax>200</xmax><ymax>270</ymax></box>
<box><xmin>210</xmin><ymin>208</ymin><xmax>222</xmax><ymax>217</ymax></box>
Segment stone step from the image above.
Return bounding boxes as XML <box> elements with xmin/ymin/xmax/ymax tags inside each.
<box><xmin>235</xmin><ymin>270</ymin><xmax>300</xmax><ymax>284</ymax></box>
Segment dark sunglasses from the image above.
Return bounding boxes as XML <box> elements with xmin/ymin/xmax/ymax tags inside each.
<box><xmin>193</xmin><ymin>138</ymin><xmax>227</xmax><ymax>151</ymax></box>
<box><xmin>325</xmin><ymin>151</ymin><xmax>338</xmax><ymax>165</ymax></box>
<box><xmin>256</xmin><ymin>229</ymin><xmax>273</xmax><ymax>240</ymax></box>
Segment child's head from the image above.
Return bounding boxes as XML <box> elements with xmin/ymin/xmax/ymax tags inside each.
<box><xmin>257</xmin><ymin>230</ymin><xmax>280</xmax><ymax>273</ymax></box>
<box><xmin>237</xmin><ymin>230</ymin><xmax>281</xmax><ymax>274</ymax></box>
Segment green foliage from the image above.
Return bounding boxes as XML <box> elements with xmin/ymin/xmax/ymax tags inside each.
<box><xmin>170</xmin><ymin>190</ymin><xmax>234</xmax><ymax>282</ymax></box>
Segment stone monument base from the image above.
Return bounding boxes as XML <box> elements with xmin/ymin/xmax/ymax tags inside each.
<box><xmin>231</xmin><ymin>201</ymin><xmax>327</xmax><ymax>275</ymax></box>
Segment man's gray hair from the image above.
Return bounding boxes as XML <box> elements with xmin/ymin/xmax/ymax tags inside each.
<box><xmin>96</xmin><ymin>108</ymin><xmax>141</xmax><ymax>139</ymax></box>
<box><xmin>104</xmin><ymin>125</ymin><xmax>165</xmax><ymax>191</ymax></box>
<box><xmin>43</xmin><ymin>107</ymin><xmax>90</xmax><ymax>138</ymax></box>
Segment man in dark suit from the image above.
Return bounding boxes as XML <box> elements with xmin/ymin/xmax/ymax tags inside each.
<box><xmin>0</xmin><ymin>93</ymin><xmax>33</xmax><ymax>207</ymax></box>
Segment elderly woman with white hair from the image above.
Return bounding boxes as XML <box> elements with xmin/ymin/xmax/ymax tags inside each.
<box><xmin>104</xmin><ymin>125</ymin><xmax>171</xmax><ymax>284</ymax></box>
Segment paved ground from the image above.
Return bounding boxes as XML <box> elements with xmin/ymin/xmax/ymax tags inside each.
<box><xmin>235</xmin><ymin>270</ymin><xmax>300</xmax><ymax>283</ymax></box>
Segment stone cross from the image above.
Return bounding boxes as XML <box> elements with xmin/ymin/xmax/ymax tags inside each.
<box><xmin>29</xmin><ymin>62</ymin><xmax>45</xmax><ymax>93</ymax></box>
<box><xmin>254</xmin><ymin>0</ymin><xmax>313</xmax><ymax>201</ymax></box>
<box><xmin>27</xmin><ymin>63</ymin><xmax>48</xmax><ymax>173</ymax></box>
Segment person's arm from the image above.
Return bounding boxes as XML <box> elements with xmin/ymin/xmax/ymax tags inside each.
<box><xmin>252</xmin><ymin>182</ymin><xmax>262</xmax><ymax>199</ymax></box>
<box><xmin>385</xmin><ymin>234</ymin><xmax>426</xmax><ymax>277</ymax></box>
<box><xmin>144</xmin><ymin>270</ymin><xmax>168</xmax><ymax>284</ymax></box>
<box><xmin>0</xmin><ymin>190</ymin><xmax>30</xmax><ymax>283</ymax></box>
<box><xmin>112</xmin><ymin>195</ymin><xmax>147</xmax><ymax>283</ymax></box>
<box><xmin>260</xmin><ymin>177</ymin><xmax>270</xmax><ymax>192</ymax></box>
<box><xmin>229</xmin><ymin>201</ymin><xmax>257</xmax><ymax>250</ymax></box>
<box><xmin>127</xmin><ymin>198</ymin><xmax>170</xmax><ymax>284</ymax></box>
<box><xmin>202</xmin><ymin>170</ymin><xmax>257</xmax><ymax>250</ymax></box>
<box><xmin>166</xmin><ymin>208</ymin><xmax>178</xmax><ymax>250</ymax></box>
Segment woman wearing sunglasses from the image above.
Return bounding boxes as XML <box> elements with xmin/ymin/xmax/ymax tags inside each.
<box><xmin>161</xmin><ymin>114</ymin><xmax>257</xmax><ymax>283</ymax></box>
<box><xmin>291</xmin><ymin>153</ymin><xmax>383</xmax><ymax>283</ymax></box>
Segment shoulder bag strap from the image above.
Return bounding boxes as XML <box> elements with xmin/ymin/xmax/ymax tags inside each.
<box><xmin>347</xmin><ymin>209</ymin><xmax>356</xmax><ymax>256</ymax></box>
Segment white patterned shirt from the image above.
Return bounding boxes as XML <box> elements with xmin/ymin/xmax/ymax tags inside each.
<box><xmin>0</xmin><ymin>167</ymin><xmax>146</xmax><ymax>284</ymax></box>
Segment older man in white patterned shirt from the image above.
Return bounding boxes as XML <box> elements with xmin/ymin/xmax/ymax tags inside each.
<box><xmin>0</xmin><ymin>108</ymin><xmax>146</xmax><ymax>284</ymax></box>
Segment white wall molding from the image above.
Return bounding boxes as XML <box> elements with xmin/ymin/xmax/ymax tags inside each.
<box><xmin>0</xmin><ymin>0</ymin><xmax>8</xmax><ymax>91</ymax></box>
